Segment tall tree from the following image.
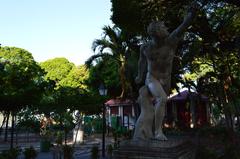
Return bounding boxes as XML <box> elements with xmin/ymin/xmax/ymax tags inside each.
<box><xmin>86</xmin><ymin>25</ymin><xmax>138</xmax><ymax>98</ymax></box>
<box><xmin>0</xmin><ymin>46</ymin><xmax>44</xmax><ymax>147</ymax></box>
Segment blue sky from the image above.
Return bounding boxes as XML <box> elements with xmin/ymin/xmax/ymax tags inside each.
<box><xmin>0</xmin><ymin>0</ymin><xmax>112</xmax><ymax>65</ymax></box>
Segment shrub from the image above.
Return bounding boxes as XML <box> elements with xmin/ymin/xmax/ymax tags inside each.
<box><xmin>107</xmin><ymin>144</ymin><xmax>113</xmax><ymax>158</ymax></box>
<box><xmin>195</xmin><ymin>145</ymin><xmax>218</xmax><ymax>159</ymax></box>
<box><xmin>220</xmin><ymin>143</ymin><xmax>240</xmax><ymax>159</ymax></box>
<box><xmin>55</xmin><ymin>131</ymin><xmax>64</xmax><ymax>145</ymax></box>
<box><xmin>91</xmin><ymin>146</ymin><xmax>99</xmax><ymax>159</ymax></box>
<box><xmin>1</xmin><ymin>147</ymin><xmax>21</xmax><ymax>159</ymax></box>
<box><xmin>24</xmin><ymin>146</ymin><xmax>37</xmax><ymax>159</ymax></box>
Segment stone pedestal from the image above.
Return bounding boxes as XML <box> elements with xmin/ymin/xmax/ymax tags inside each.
<box><xmin>113</xmin><ymin>137</ymin><xmax>196</xmax><ymax>159</ymax></box>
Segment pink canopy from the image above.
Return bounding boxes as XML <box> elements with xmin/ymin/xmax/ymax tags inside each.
<box><xmin>105</xmin><ymin>99</ymin><xmax>133</xmax><ymax>107</ymax></box>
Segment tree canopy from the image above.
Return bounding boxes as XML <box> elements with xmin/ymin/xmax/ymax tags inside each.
<box><xmin>0</xmin><ymin>47</ymin><xmax>44</xmax><ymax>111</ymax></box>
<box><xmin>40</xmin><ymin>57</ymin><xmax>75</xmax><ymax>84</ymax></box>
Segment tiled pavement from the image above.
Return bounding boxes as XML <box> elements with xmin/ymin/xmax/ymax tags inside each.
<box><xmin>0</xmin><ymin>134</ymin><xmax>114</xmax><ymax>159</ymax></box>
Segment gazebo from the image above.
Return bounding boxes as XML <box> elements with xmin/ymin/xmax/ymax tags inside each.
<box><xmin>166</xmin><ymin>90</ymin><xmax>210</xmax><ymax>128</ymax></box>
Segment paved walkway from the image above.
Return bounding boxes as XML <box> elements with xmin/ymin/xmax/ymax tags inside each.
<box><xmin>0</xmin><ymin>134</ymin><xmax>114</xmax><ymax>159</ymax></box>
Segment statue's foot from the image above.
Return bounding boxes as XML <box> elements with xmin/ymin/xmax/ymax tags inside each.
<box><xmin>154</xmin><ymin>133</ymin><xmax>168</xmax><ymax>141</ymax></box>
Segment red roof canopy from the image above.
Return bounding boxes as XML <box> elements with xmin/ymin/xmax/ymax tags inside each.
<box><xmin>169</xmin><ymin>90</ymin><xmax>208</xmax><ymax>101</ymax></box>
<box><xmin>105</xmin><ymin>99</ymin><xmax>133</xmax><ymax>107</ymax></box>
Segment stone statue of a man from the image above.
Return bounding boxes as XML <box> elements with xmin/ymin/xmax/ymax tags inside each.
<box><xmin>135</xmin><ymin>2</ymin><xmax>200</xmax><ymax>140</ymax></box>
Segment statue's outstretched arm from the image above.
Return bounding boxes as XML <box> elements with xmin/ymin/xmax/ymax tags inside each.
<box><xmin>170</xmin><ymin>1</ymin><xmax>200</xmax><ymax>39</ymax></box>
<box><xmin>135</xmin><ymin>45</ymin><xmax>147</xmax><ymax>84</ymax></box>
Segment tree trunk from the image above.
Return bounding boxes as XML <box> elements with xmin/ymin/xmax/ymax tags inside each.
<box><xmin>60</xmin><ymin>116</ymin><xmax>66</xmax><ymax>145</ymax></box>
<box><xmin>237</xmin><ymin>115</ymin><xmax>240</xmax><ymax>130</ymax></box>
<box><xmin>4</xmin><ymin>112</ymin><xmax>10</xmax><ymax>142</ymax></box>
<box><xmin>64</xmin><ymin>129</ymin><xmax>67</xmax><ymax>145</ymax></box>
<box><xmin>0</xmin><ymin>112</ymin><xmax>7</xmax><ymax>136</ymax></box>
<box><xmin>10</xmin><ymin>112</ymin><xmax>15</xmax><ymax>149</ymax></box>
<box><xmin>224</xmin><ymin>110</ymin><xmax>233</xmax><ymax>130</ymax></box>
<box><xmin>119</xmin><ymin>60</ymin><xmax>131</xmax><ymax>98</ymax></box>
<box><xmin>73</xmin><ymin>113</ymin><xmax>82</xmax><ymax>147</ymax></box>
<box><xmin>15</xmin><ymin>115</ymin><xmax>18</xmax><ymax>146</ymax></box>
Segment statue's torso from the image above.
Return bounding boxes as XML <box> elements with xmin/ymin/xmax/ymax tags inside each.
<box><xmin>144</xmin><ymin>40</ymin><xmax>176</xmax><ymax>81</ymax></box>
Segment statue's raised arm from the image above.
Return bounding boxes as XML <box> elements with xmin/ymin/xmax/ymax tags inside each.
<box><xmin>169</xmin><ymin>1</ymin><xmax>201</xmax><ymax>39</ymax></box>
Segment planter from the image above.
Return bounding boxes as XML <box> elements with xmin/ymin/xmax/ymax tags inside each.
<box><xmin>40</xmin><ymin>139</ymin><xmax>51</xmax><ymax>152</ymax></box>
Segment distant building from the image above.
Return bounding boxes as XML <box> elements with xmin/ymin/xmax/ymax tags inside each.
<box><xmin>105</xmin><ymin>99</ymin><xmax>135</xmax><ymax>130</ymax></box>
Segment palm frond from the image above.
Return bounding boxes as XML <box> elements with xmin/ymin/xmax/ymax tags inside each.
<box><xmin>85</xmin><ymin>54</ymin><xmax>104</xmax><ymax>68</ymax></box>
<box><xmin>102</xmin><ymin>25</ymin><xmax>121</xmax><ymax>46</ymax></box>
<box><xmin>92</xmin><ymin>39</ymin><xmax>112</xmax><ymax>53</ymax></box>
<box><xmin>85</xmin><ymin>53</ymin><xmax>114</xmax><ymax>68</ymax></box>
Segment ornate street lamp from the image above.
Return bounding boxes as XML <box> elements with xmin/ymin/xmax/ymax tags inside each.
<box><xmin>98</xmin><ymin>84</ymin><xmax>107</xmax><ymax>158</ymax></box>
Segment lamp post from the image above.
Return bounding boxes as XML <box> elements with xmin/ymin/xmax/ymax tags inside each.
<box><xmin>99</xmin><ymin>84</ymin><xmax>107</xmax><ymax>158</ymax></box>
<box><xmin>0</xmin><ymin>63</ymin><xmax>4</xmax><ymax>71</ymax></box>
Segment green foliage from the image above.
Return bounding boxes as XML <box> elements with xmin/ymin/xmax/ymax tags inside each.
<box><xmin>198</xmin><ymin>126</ymin><xmax>228</xmax><ymax>139</ymax></box>
<box><xmin>55</xmin><ymin>131</ymin><xmax>64</xmax><ymax>145</ymax></box>
<box><xmin>40</xmin><ymin>57</ymin><xmax>74</xmax><ymax>84</ymax></box>
<box><xmin>111</xmin><ymin>0</ymin><xmax>143</xmax><ymax>34</ymax></box>
<box><xmin>62</xmin><ymin>145</ymin><xmax>74</xmax><ymax>159</ymax></box>
<box><xmin>86</xmin><ymin>25</ymin><xmax>139</xmax><ymax>98</ymax></box>
<box><xmin>38</xmin><ymin>93</ymin><xmax>57</xmax><ymax>114</ymax></box>
<box><xmin>23</xmin><ymin>146</ymin><xmax>37</xmax><ymax>159</ymax></box>
<box><xmin>59</xmin><ymin>65</ymin><xmax>89</xmax><ymax>91</ymax></box>
<box><xmin>87</xmin><ymin>57</ymin><xmax>120</xmax><ymax>96</ymax></box>
<box><xmin>111</xmin><ymin>0</ymin><xmax>191</xmax><ymax>36</ymax></box>
<box><xmin>52</xmin><ymin>111</ymin><xmax>75</xmax><ymax>132</ymax></box>
<box><xmin>220</xmin><ymin>144</ymin><xmax>240</xmax><ymax>159</ymax></box>
<box><xmin>0</xmin><ymin>46</ymin><xmax>45</xmax><ymax>111</ymax></box>
<box><xmin>107</xmin><ymin>144</ymin><xmax>113</xmax><ymax>157</ymax></box>
<box><xmin>91</xmin><ymin>116</ymin><xmax>103</xmax><ymax>133</ymax></box>
<box><xmin>37</xmin><ymin>57</ymin><xmax>101</xmax><ymax>118</ymax></box>
<box><xmin>39</xmin><ymin>57</ymin><xmax>96</xmax><ymax>114</ymax></box>
<box><xmin>195</xmin><ymin>145</ymin><xmax>218</xmax><ymax>159</ymax></box>
<box><xmin>0</xmin><ymin>147</ymin><xmax>21</xmax><ymax>159</ymax></box>
<box><xmin>196</xmin><ymin>126</ymin><xmax>240</xmax><ymax>159</ymax></box>
<box><xmin>40</xmin><ymin>139</ymin><xmax>51</xmax><ymax>152</ymax></box>
<box><xmin>16</xmin><ymin>108</ymin><xmax>40</xmax><ymax>133</ymax></box>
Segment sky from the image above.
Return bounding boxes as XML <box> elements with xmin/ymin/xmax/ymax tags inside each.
<box><xmin>0</xmin><ymin>0</ymin><xmax>112</xmax><ymax>65</ymax></box>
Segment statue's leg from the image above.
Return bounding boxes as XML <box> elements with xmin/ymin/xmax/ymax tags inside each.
<box><xmin>154</xmin><ymin>97</ymin><xmax>167</xmax><ymax>140</ymax></box>
<box><xmin>147</xmin><ymin>78</ymin><xmax>167</xmax><ymax>141</ymax></box>
<box><xmin>133</xmin><ymin>85</ymin><xmax>154</xmax><ymax>140</ymax></box>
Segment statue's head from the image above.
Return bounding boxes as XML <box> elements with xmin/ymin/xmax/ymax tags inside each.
<box><xmin>147</xmin><ymin>21</ymin><xmax>169</xmax><ymax>39</ymax></box>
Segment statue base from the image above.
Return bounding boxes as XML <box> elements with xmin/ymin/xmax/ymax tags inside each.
<box><xmin>113</xmin><ymin>137</ymin><xmax>196</xmax><ymax>159</ymax></box>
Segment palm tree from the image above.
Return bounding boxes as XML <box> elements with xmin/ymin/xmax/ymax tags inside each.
<box><xmin>86</xmin><ymin>25</ymin><xmax>135</xmax><ymax>98</ymax></box>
